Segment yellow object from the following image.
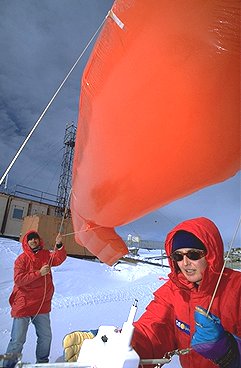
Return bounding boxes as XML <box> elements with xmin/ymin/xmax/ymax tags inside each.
<box><xmin>63</xmin><ymin>330</ymin><xmax>95</xmax><ymax>362</ymax></box>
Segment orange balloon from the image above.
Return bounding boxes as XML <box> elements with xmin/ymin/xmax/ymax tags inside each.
<box><xmin>71</xmin><ymin>0</ymin><xmax>240</xmax><ymax>265</ymax></box>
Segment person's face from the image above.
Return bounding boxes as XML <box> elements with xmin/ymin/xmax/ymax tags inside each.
<box><xmin>174</xmin><ymin>248</ymin><xmax>207</xmax><ymax>285</ymax></box>
<box><xmin>28</xmin><ymin>237</ymin><xmax>40</xmax><ymax>249</ymax></box>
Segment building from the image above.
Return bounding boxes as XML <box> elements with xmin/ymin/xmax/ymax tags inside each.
<box><xmin>0</xmin><ymin>187</ymin><xmax>93</xmax><ymax>259</ymax></box>
<box><xmin>0</xmin><ymin>188</ymin><xmax>57</xmax><ymax>239</ymax></box>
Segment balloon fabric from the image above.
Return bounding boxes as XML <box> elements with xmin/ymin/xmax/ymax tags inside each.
<box><xmin>71</xmin><ymin>0</ymin><xmax>241</xmax><ymax>265</ymax></box>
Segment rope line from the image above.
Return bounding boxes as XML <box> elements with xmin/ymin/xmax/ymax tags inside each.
<box><xmin>29</xmin><ymin>275</ymin><xmax>47</xmax><ymax>325</ymax></box>
<box><xmin>207</xmin><ymin>214</ymin><xmax>241</xmax><ymax>314</ymax></box>
<box><xmin>59</xmin><ymin>189</ymin><xmax>73</xmax><ymax>235</ymax></box>
<box><xmin>62</xmin><ymin>225</ymin><xmax>102</xmax><ymax>237</ymax></box>
<box><xmin>0</xmin><ymin>14</ymin><xmax>108</xmax><ymax>187</ymax></box>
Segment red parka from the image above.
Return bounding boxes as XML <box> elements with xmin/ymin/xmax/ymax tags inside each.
<box><xmin>132</xmin><ymin>217</ymin><xmax>241</xmax><ymax>368</ymax></box>
<box><xmin>9</xmin><ymin>230</ymin><xmax>67</xmax><ymax>318</ymax></box>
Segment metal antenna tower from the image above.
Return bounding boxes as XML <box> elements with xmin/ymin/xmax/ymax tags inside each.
<box><xmin>56</xmin><ymin>122</ymin><xmax>76</xmax><ymax>217</ymax></box>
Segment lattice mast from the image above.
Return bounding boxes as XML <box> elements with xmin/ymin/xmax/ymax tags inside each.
<box><xmin>56</xmin><ymin>122</ymin><xmax>76</xmax><ymax>217</ymax></box>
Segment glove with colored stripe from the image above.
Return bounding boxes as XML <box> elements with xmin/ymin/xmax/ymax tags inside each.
<box><xmin>63</xmin><ymin>329</ymin><xmax>98</xmax><ymax>362</ymax></box>
<box><xmin>191</xmin><ymin>306</ymin><xmax>240</xmax><ymax>367</ymax></box>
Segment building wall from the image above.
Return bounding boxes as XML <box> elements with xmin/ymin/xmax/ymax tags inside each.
<box><xmin>0</xmin><ymin>193</ymin><xmax>55</xmax><ymax>239</ymax></box>
<box><xmin>29</xmin><ymin>202</ymin><xmax>48</xmax><ymax>216</ymax></box>
<box><xmin>0</xmin><ymin>193</ymin><xmax>8</xmax><ymax>233</ymax></box>
<box><xmin>0</xmin><ymin>194</ymin><xmax>30</xmax><ymax>237</ymax></box>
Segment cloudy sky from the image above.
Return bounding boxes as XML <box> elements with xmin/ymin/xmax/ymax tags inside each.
<box><xmin>0</xmin><ymin>0</ymin><xmax>114</xmax><ymax>192</ymax></box>
<box><xmin>0</xmin><ymin>0</ymin><xmax>240</xmax><ymax>247</ymax></box>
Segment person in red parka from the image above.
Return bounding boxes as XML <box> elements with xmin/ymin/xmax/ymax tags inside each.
<box><xmin>4</xmin><ymin>230</ymin><xmax>67</xmax><ymax>368</ymax></box>
<box><xmin>132</xmin><ymin>217</ymin><xmax>241</xmax><ymax>367</ymax></box>
<box><xmin>61</xmin><ymin>217</ymin><xmax>241</xmax><ymax>368</ymax></box>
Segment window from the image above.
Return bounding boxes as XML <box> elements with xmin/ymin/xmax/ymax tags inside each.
<box><xmin>12</xmin><ymin>208</ymin><xmax>24</xmax><ymax>220</ymax></box>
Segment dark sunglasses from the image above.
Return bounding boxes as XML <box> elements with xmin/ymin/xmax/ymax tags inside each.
<box><xmin>170</xmin><ymin>249</ymin><xmax>206</xmax><ymax>262</ymax></box>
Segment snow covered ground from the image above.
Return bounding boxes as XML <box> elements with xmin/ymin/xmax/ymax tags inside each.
<box><xmin>0</xmin><ymin>237</ymin><xmax>183</xmax><ymax>367</ymax></box>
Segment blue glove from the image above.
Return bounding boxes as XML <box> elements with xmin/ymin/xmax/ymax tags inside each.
<box><xmin>191</xmin><ymin>306</ymin><xmax>239</xmax><ymax>367</ymax></box>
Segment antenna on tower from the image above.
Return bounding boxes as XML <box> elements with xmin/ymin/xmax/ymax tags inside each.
<box><xmin>55</xmin><ymin>122</ymin><xmax>76</xmax><ymax>217</ymax></box>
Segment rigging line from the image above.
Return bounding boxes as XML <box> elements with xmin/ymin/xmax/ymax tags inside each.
<box><xmin>58</xmin><ymin>188</ymin><xmax>72</xmax><ymax>236</ymax></box>
<box><xmin>61</xmin><ymin>192</ymin><xmax>103</xmax><ymax>237</ymax></box>
<box><xmin>0</xmin><ymin>13</ymin><xmax>108</xmax><ymax>187</ymax></box>
<box><xmin>48</xmin><ymin>187</ymin><xmax>72</xmax><ymax>268</ymax></box>
<box><xmin>62</xmin><ymin>225</ymin><xmax>102</xmax><ymax>237</ymax></box>
<box><xmin>29</xmin><ymin>274</ymin><xmax>47</xmax><ymax>325</ymax></box>
<box><xmin>207</xmin><ymin>214</ymin><xmax>241</xmax><ymax>314</ymax></box>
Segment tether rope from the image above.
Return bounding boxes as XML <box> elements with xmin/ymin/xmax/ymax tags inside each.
<box><xmin>0</xmin><ymin>14</ymin><xmax>108</xmax><ymax>187</ymax></box>
<box><xmin>207</xmin><ymin>214</ymin><xmax>241</xmax><ymax>314</ymax></box>
<box><xmin>58</xmin><ymin>189</ymin><xmax>73</xmax><ymax>236</ymax></box>
<box><xmin>62</xmin><ymin>225</ymin><xmax>102</xmax><ymax>238</ymax></box>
